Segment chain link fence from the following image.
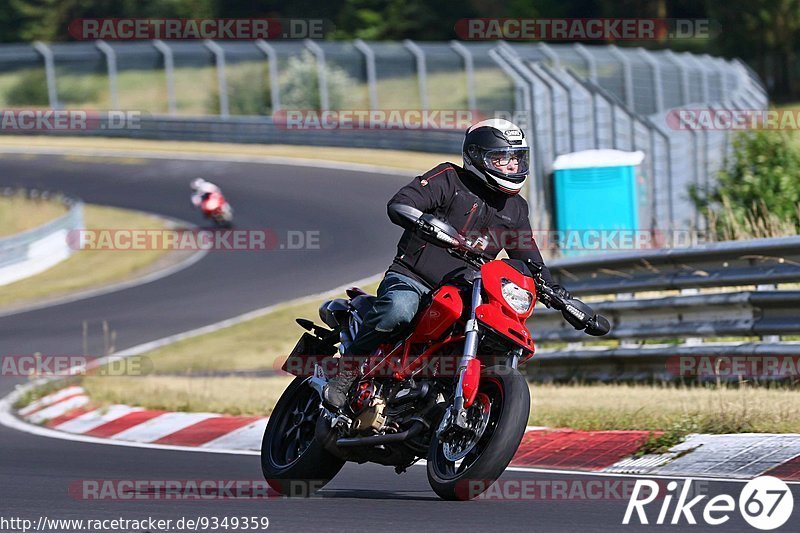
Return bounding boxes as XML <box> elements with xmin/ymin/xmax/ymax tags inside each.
<box><xmin>0</xmin><ymin>40</ymin><xmax>767</xmax><ymax>237</ymax></box>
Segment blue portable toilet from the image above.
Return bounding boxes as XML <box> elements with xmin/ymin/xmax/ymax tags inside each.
<box><xmin>551</xmin><ymin>149</ymin><xmax>645</xmax><ymax>256</ymax></box>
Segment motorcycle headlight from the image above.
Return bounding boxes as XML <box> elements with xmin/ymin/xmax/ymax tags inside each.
<box><xmin>501</xmin><ymin>278</ymin><xmax>532</xmax><ymax>314</ymax></box>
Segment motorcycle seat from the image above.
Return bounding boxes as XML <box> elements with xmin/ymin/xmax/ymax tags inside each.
<box><xmin>349</xmin><ymin>294</ymin><xmax>377</xmax><ymax>320</ymax></box>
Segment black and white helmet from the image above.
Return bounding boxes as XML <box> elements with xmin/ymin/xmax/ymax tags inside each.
<box><xmin>462</xmin><ymin>119</ymin><xmax>530</xmax><ymax>195</ymax></box>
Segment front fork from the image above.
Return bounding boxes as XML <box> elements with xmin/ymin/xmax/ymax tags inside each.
<box><xmin>438</xmin><ymin>277</ymin><xmax>483</xmax><ymax>436</ymax></box>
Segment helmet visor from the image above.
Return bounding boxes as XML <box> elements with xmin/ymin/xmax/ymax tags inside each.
<box><xmin>483</xmin><ymin>148</ymin><xmax>529</xmax><ymax>177</ymax></box>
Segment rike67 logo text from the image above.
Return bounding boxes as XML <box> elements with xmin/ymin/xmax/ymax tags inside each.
<box><xmin>623</xmin><ymin>476</ymin><xmax>794</xmax><ymax>530</ymax></box>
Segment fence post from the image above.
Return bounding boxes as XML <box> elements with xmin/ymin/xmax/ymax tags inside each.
<box><xmin>152</xmin><ymin>40</ymin><xmax>177</xmax><ymax>115</ymax></box>
<box><xmin>354</xmin><ymin>39</ymin><xmax>378</xmax><ymax>110</ymax></box>
<box><xmin>683</xmin><ymin>52</ymin><xmax>710</xmax><ymax>104</ymax></box>
<box><xmin>536</xmin><ymin>42</ymin><xmax>560</xmax><ymax>69</ymax></box>
<box><xmin>450</xmin><ymin>40</ymin><xmax>477</xmax><ymax>111</ymax></box>
<box><xmin>663</xmin><ymin>49</ymin><xmax>691</xmax><ymax>104</ymax></box>
<box><xmin>95</xmin><ymin>41</ymin><xmax>119</xmax><ymax>110</ymax></box>
<box><xmin>32</xmin><ymin>42</ymin><xmax>59</xmax><ymax>109</ymax></box>
<box><xmin>637</xmin><ymin>48</ymin><xmax>663</xmax><ymax>113</ymax></box>
<box><xmin>255</xmin><ymin>40</ymin><xmax>281</xmax><ymax>114</ymax></box>
<box><xmin>533</xmin><ymin>63</ymin><xmax>575</xmax><ymax>153</ymax></box>
<box><xmin>403</xmin><ymin>40</ymin><xmax>429</xmax><ymax>111</ymax></box>
<box><xmin>305</xmin><ymin>39</ymin><xmax>329</xmax><ymax>111</ymax></box>
<box><xmin>608</xmin><ymin>45</ymin><xmax>634</xmax><ymax>110</ymax></box>
<box><xmin>488</xmin><ymin>45</ymin><xmax>545</xmax><ymax>231</ymax></box>
<box><xmin>570</xmin><ymin>47</ymin><xmax>601</xmax><ymax>147</ymax></box>
<box><xmin>204</xmin><ymin>40</ymin><xmax>229</xmax><ymax>117</ymax></box>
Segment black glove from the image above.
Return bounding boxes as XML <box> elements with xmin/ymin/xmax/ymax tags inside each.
<box><xmin>552</xmin><ymin>284</ymin><xmax>572</xmax><ymax>301</ymax></box>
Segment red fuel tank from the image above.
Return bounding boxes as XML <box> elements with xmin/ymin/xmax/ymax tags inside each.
<box><xmin>409</xmin><ymin>285</ymin><xmax>463</xmax><ymax>342</ymax></box>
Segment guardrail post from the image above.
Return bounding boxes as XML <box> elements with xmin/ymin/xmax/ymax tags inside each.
<box><xmin>255</xmin><ymin>40</ymin><xmax>281</xmax><ymax>114</ymax></box>
<box><xmin>204</xmin><ymin>40</ymin><xmax>229</xmax><ymax>117</ymax></box>
<box><xmin>403</xmin><ymin>40</ymin><xmax>429</xmax><ymax>111</ymax></box>
<box><xmin>32</xmin><ymin>42</ymin><xmax>59</xmax><ymax>109</ymax></box>
<box><xmin>680</xmin><ymin>288</ymin><xmax>704</xmax><ymax>345</ymax></box>
<box><xmin>95</xmin><ymin>41</ymin><xmax>119</xmax><ymax>110</ymax></box>
<box><xmin>152</xmin><ymin>40</ymin><xmax>177</xmax><ymax>115</ymax></box>
<box><xmin>450</xmin><ymin>41</ymin><xmax>477</xmax><ymax>111</ymax></box>
<box><xmin>305</xmin><ymin>39</ymin><xmax>329</xmax><ymax>111</ymax></box>
<box><xmin>354</xmin><ymin>39</ymin><xmax>378</xmax><ymax>110</ymax></box>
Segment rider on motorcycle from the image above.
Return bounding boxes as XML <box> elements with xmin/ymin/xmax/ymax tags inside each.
<box><xmin>323</xmin><ymin>119</ymin><xmax>572</xmax><ymax>409</ymax></box>
<box><xmin>190</xmin><ymin>178</ymin><xmax>222</xmax><ymax>207</ymax></box>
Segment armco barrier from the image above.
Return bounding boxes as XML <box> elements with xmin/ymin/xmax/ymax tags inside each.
<box><xmin>528</xmin><ymin>235</ymin><xmax>800</xmax><ymax>382</ymax></box>
<box><xmin>0</xmin><ymin>194</ymin><xmax>83</xmax><ymax>286</ymax></box>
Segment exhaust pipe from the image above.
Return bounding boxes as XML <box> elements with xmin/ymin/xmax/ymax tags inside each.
<box><xmin>336</xmin><ymin>420</ymin><xmax>425</xmax><ymax>448</ymax></box>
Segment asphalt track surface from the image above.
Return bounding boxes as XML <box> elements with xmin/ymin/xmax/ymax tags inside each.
<box><xmin>0</xmin><ymin>154</ymin><xmax>797</xmax><ymax>532</ymax></box>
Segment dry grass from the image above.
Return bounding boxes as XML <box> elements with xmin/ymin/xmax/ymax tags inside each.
<box><xmin>0</xmin><ymin>192</ymin><xmax>68</xmax><ymax>237</ymax></box>
<box><xmin>706</xmin><ymin>197</ymin><xmax>800</xmax><ymax>241</ymax></box>
<box><xmin>145</xmin><ymin>281</ymin><xmax>380</xmax><ymax>375</ymax></box>
<box><xmin>0</xmin><ymin>204</ymin><xmax>172</xmax><ymax>309</ymax></box>
<box><xmin>79</xmin><ymin>376</ymin><xmax>800</xmax><ymax>433</ymax></box>
<box><xmin>81</xmin><ymin>375</ymin><xmax>294</xmax><ymax>416</ymax></box>
<box><xmin>529</xmin><ymin>382</ymin><xmax>800</xmax><ymax>433</ymax></box>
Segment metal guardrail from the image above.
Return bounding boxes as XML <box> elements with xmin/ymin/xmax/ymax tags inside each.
<box><xmin>547</xmin><ymin>235</ymin><xmax>800</xmax><ymax>295</ymax></box>
<box><xmin>527</xmin><ymin>235</ymin><xmax>800</xmax><ymax>382</ymax></box>
<box><xmin>52</xmin><ymin>114</ymin><xmax>464</xmax><ymax>153</ymax></box>
<box><xmin>0</xmin><ymin>192</ymin><xmax>83</xmax><ymax>284</ymax></box>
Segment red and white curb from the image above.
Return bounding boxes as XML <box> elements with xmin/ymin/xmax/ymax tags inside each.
<box><xmin>16</xmin><ymin>385</ymin><xmax>800</xmax><ymax>481</ymax></box>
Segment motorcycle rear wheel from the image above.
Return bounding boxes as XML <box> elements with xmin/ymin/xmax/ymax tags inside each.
<box><xmin>426</xmin><ymin>365</ymin><xmax>530</xmax><ymax>501</ymax></box>
<box><xmin>260</xmin><ymin>377</ymin><xmax>344</xmax><ymax>497</ymax></box>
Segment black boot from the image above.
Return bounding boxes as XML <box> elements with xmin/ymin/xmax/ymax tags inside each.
<box><xmin>322</xmin><ymin>369</ymin><xmax>359</xmax><ymax>409</ymax></box>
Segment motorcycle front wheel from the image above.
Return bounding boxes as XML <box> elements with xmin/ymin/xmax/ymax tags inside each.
<box><xmin>426</xmin><ymin>365</ymin><xmax>530</xmax><ymax>501</ymax></box>
<box><xmin>260</xmin><ymin>377</ymin><xmax>344</xmax><ymax>497</ymax></box>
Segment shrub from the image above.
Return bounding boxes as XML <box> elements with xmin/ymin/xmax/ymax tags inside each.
<box><xmin>691</xmin><ymin>130</ymin><xmax>800</xmax><ymax>240</ymax></box>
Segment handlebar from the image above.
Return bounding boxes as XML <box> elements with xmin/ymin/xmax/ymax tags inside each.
<box><xmin>526</xmin><ymin>260</ymin><xmax>611</xmax><ymax>337</ymax></box>
<box><xmin>387</xmin><ymin>203</ymin><xmax>611</xmax><ymax>337</ymax></box>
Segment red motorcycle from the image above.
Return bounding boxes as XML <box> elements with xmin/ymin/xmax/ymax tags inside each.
<box><xmin>261</xmin><ymin>205</ymin><xmax>610</xmax><ymax>500</ymax></box>
<box><xmin>199</xmin><ymin>191</ymin><xmax>233</xmax><ymax>228</ymax></box>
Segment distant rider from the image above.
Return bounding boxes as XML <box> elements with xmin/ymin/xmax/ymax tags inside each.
<box><xmin>190</xmin><ymin>178</ymin><xmax>222</xmax><ymax>208</ymax></box>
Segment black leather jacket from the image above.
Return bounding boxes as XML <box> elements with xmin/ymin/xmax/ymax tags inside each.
<box><xmin>386</xmin><ymin>162</ymin><xmax>555</xmax><ymax>289</ymax></box>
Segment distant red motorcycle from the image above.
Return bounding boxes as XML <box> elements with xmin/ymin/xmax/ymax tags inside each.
<box><xmin>199</xmin><ymin>191</ymin><xmax>233</xmax><ymax>228</ymax></box>
<box><xmin>261</xmin><ymin>205</ymin><xmax>610</xmax><ymax>500</ymax></box>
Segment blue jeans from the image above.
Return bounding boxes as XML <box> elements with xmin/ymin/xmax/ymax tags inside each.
<box><xmin>347</xmin><ymin>271</ymin><xmax>431</xmax><ymax>355</ymax></box>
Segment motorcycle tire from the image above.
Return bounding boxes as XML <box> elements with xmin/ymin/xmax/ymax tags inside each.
<box><xmin>261</xmin><ymin>377</ymin><xmax>344</xmax><ymax>497</ymax></box>
<box><xmin>426</xmin><ymin>365</ymin><xmax>530</xmax><ymax>501</ymax></box>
